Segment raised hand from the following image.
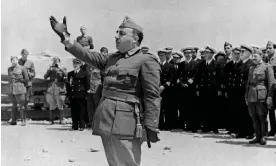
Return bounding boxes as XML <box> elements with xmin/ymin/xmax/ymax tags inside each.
<box><xmin>49</xmin><ymin>16</ymin><xmax>70</xmax><ymax>42</ymax></box>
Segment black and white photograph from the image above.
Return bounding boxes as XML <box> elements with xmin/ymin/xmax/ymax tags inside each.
<box><xmin>1</xmin><ymin>0</ymin><xmax>276</xmax><ymax>165</ymax></box>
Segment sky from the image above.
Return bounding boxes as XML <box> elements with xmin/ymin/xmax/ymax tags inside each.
<box><xmin>1</xmin><ymin>0</ymin><xmax>276</xmax><ymax>78</ymax></box>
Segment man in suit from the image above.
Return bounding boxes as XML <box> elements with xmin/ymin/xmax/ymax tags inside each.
<box><xmin>178</xmin><ymin>47</ymin><xmax>198</xmax><ymax>131</ymax></box>
<box><xmin>245</xmin><ymin>48</ymin><xmax>275</xmax><ymax>145</ymax></box>
<box><xmin>67</xmin><ymin>58</ymin><xmax>88</xmax><ymax>130</ymax></box>
<box><xmin>195</xmin><ymin>46</ymin><xmax>223</xmax><ymax>133</ymax></box>
<box><xmin>158</xmin><ymin>49</ymin><xmax>175</xmax><ymax>130</ymax></box>
<box><xmin>192</xmin><ymin>47</ymin><xmax>202</xmax><ymax>65</ymax></box>
<box><xmin>266</xmin><ymin>41</ymin><xmax>276</xmax><ymax>136</ymax></box>
<box><xmin>18</xmin><ymin>49</ymin><xmax>35</xmax><ymax>117</ymax></box>
<box><xmin>50</xmin><ymin>15</ymin><xmax>160</xmax><ymax>165</ymax></box>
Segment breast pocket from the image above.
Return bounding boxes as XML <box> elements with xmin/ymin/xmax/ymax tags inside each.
<box><xmin>117</xmin><ymin>69</ymin><xmax>139</xmax><ymax>88</ymax></box>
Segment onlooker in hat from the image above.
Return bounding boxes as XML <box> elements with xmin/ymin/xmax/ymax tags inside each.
<box><xmin>158</xmin><ymin>49</ymin><xmax>175</xmax><ymax>131</ymax></box>
<box><xmin>44</xmin><ymin>56</ymin><xmax>67</xmax><ymax>124</ymax></box>
<box><xmin>8</xmin><ymin>56</ymin><xmax>29</xmax><ymax>125</ymax></box>
<box><xmin>246</xmin><ymin>48</ymin><xmax>275</xmax><ymax>145</ymax></box>
<box><xmin>67</xmin><ymin>58</ymin><xmax>89</xmax><ymax>131</ymax></box>
<box><xmin>266</xmin><ymin>41</ymin><xmax>276</xmax><ymax>136</ymax></box>
<box><xmin>260</xmin><ymin>47</ymin><xmax>268</xmax><ymax>63</ymax></box>
<box><xmin>214</xmin><ymin>51</ymin><xmax>227</xmax><ymax>68</ymax></box>
<box><xmin>77</xmin><ymin>26</ymin><xmax>94</xmax><ymax>50</ymax></box>
<box><xmin>18</xmin><ymin>48</ymin><xmax>35</xmax><ymax>118</ymax></box>
<box><xmin>164</xmin><ymin>47</ymin><xmax>174</xmax><ymax>64</ymax></box>
<box><xmin>192</xmin><ymin>47</ymin><xmax>201</xmax><ymax>65</ymax></box>
<box><xmin>178</xmin><ymin>47</ymin><xmax>198</xmax><ymax>132</ymax></box>
<box><xmin>195</xmin><ymin>46</ymin><xmax>223</xmax><ymax>133</ymax></box>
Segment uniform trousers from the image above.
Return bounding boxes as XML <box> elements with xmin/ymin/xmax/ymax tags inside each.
<box><xmin>268</xmin><ymin>107</ymin><xmax>276</xmax><ymax>134</ymax></box>
<box><xmin>46</xmin><ymin>93</ymin><xmax>65</xmax><ymax>122</ymax></box>
<box><xmin>9</xmin><ymin>94</ymin><xmax>26</xmax><ymax>123</ymax></box>
<box><xmin>200</xmin><ymin>91</ymin><xmax>219</xmax><ymax>131</ymax></box>
<box><xmin>248</xmin><ymin>102</ymin><xmax>268</xmax><ymax>140</ymax></box>
<box><xmin>87</xmin><ymin>92</ymin><xmax>101</xmax><ymax>126</ymax></box>
<box><xmin>101</xmin><ymin>135</ymin><xmax>142</xmax><ymax>166</ymax></box>
<box><xmin>179</xmin><ymin>87</ymin><xmax>195</xmax><ymax>130</ymax></box>
<box><xmin>70</xmin><ymin>98</ymin><xmax>86</xmax><ymax>129</ymax></box>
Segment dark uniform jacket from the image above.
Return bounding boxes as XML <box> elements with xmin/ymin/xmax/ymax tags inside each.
<box><xmin>245</xmin><ymin>61</ymin><xmax>275</xmax><ymax>102</ymax></box>
<box><xmin>67</xmin><ymin>68</ymin><xmax>88</xmax><ymax>99</ymax></box>
<box><xmin>177</xmin><ymin>59</ymin><xmax>197</xmax><ymax>88</ymax></box>
<box><xmin>225</xmin><ymin>59</ymin><xmax>253</xmax><ymax>97</ymax></box>
<box><xmin>64</xmin><ymin>41</ymin><xmax>161</xmax><ymax>140</ymax></box>
<box><xmin>44</xmin><ymin>64</ymin><xmax>67</xmax><ymax>95</ymax></box>
<box><xmin>8</xmin><ymin>65</ymin><xmax>29</xmax><ymax>95</ymax></box>
<box><xmin>160</xmin><ymin>61</ymin><xmax>175</xmax><ymax>91</ymax></box>
<box><xmin>18</xmin><ymin>58</ymin><xmax>35</xmax><ymax>87</ymax></box>
<box><xmin>195</xmin><ymin>59</ymin><xmax>223</xmax><ymax>96</ymax></box>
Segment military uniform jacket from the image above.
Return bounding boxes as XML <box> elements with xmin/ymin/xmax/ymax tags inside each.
<box><xmin>160</xmin><ymin>61</ymin><xmax>175</xmax><ymax>90</ymax></box>
<box><xmin>44</xmin><ymin>65</ymin><xmax>67</xmax><ymax>95</ymax></box>
<box><xmin>8</xmin><ymin>65</ymin><xmax>29</xmax><ymax>95</ymax></box>
<box><xmin>67</xmin><ymin>68</ymin><xmax>88</xmax><ymax>99</ymax></box>
<box><xmin>224</xmin><ymin>59</ymin><xmax>253</xmax><ymax>96</ymax></box>
<box><xmin>177</xmin><ymin>59</ymin><xmax>197</xmax><ymax>88</ymax></box>
<box><xmin>19</xmin><ymin>58</ymin><xmax>35</xmax><ymax>87</ymax></box>
<box><xmin>245</xmin><ymin>61</ymin><xmax>275</xmax><ymax>102</ymax></box>
<box><xmin>82</xmin><ymin>64</ymin><xmax>103</xmax><ymax>94</ymax></box>
<box><xmin>64</xmin><ymin>41</ymin><xmax>161</xmax><ymax>140</ymax></box>
<box><xmin>195</xmin><ymin>59</ymin><xmax>223</xmax><ymax>95</ymax></box>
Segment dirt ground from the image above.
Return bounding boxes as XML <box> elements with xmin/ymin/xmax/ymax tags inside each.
<box><xmin>1</xmin><ymin>121</ymin><xmax>276</xmax><ymax>166</ymax></box>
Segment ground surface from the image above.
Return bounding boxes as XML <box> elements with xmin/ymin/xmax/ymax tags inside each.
<box><xmin>1</xmin><ymin>121</ymin><xmax>276</xmax><ymax>166</ymax></box>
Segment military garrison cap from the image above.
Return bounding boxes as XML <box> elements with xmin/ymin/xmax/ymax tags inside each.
<box><xmin>73</xmin><ymin>58</ymin><xmax>82</xmax><ymax>64</ymax></box>
<box><xmin>203</xmin><ymin>46</ymin><xmax>216</xmax><ymax>54</ymax></box>
<box><xmin>240</xmin><ymin>45</ymin><xmax>253</xmax><ymax>53</ymax></box>
<box><xmin>224</xmin><ymin>42</ymin><xmax>232</xmax><ymax>48</ymax></box>
<box><xmin>253</xmin><ymin>48</ymin><xmax>263</xmax><ymax>56</ymax></box>
<box><xmin>181</xmin><ymin>47</ymin><xmax>194</xmax><ymax>53</ymax></box>
<box><xmin>119</xmin><ymin>16</ymin><xmax>143</xmax><ymax>32</ymax></box>
<box><xmin>172</xmin><ymin>52</ymin><xmax>183</xmax><ymax>58</ymax></box>
<box><xmin>266</xmin><ymin>41</ymin><xmax>276</xmax><ymax>49</ymax></box>
<box><xmin>21</xmin><ymin>48</ymin><xmax>29</xmax><ymax>55</ymax></box>
<box><xmin>53</xmin><ymin>56</ymin><xmax>61</xmax><ymax>63</ymax></box>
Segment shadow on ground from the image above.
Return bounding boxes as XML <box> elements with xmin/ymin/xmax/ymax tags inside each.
<box><xmin>216</xmin><ymin>140</ymin><xmax>276</xmax><ymax>149</ymax></box>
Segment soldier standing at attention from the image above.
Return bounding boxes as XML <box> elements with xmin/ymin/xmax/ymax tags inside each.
<box><xmin>266</xmin><ymin>41</ymin><xmax>276</xmax><ymax>137</ymax></box>
<box><xmin>195</xmin><ymin>46</ymin><xmax>223</xmax><ymax>133</ymax></box>
<box><xmin>67</xmin><ymin>58</ymin><xmax>88</xmax><ymax>131</ymax></box>
<box><xmin>18</xmin><ymin>49</ymin><xmax>35</xmax><ymax>116</ymax></box>
<box><xmin>50</xmin><ymin>15</ymin><xmax>161</xmax><ymax>166</ymax></box>
<box><xmin>178</xmin><ymin>47</ymin><xmax>198</xmax><ymax>131</ymax></box>
<box><xmin>8</xmin><ymin>56</ymin><xmax>29</xmax><ymax>125</ymax></box>
<box><xmin>245</xmin><ymin>48</ymin><xmax>275</xmax><ymax>145</ymax></box>
<box><xmin>158</xmin><ymin>49</ymin><xmax>174</xmax><ymax>130</ymax></box>
<box><xmin>44</xmin><ymin>56</ymin><xmax>67</xmax><ymax>124</ymax></box>
<box><xmin>76</xmin><ymin>26</ymin><xmax>94</xmax><ymax>50</ymax></box>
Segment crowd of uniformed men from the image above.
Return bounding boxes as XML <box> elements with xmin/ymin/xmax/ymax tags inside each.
<box><xmin>8</xmin><ymin>25</ymin><xmax>276</xmax><ymax>144</ymax></box>
<box><xmin>150</xmin><ymin>41</ymin><xmax>276</xmax><ymax>145</ymax></box>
